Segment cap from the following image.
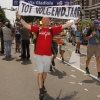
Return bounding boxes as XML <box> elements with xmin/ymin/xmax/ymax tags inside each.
<box><xmin>93</xmin><ymin>20</ymin><xmax>99</xmax><ymax>26</ymax></box>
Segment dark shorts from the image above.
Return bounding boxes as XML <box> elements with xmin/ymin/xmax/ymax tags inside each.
<box><xmin>52</xmin><ymin>41</ymin><xmax>58</xmax><ymax>55</ymax></box>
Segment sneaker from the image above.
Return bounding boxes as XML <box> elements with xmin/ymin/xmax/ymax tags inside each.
<box><xmin>75</xmin><ymin>49</ymin><xmax>77</xmax><ymax>53</ymax></box>
<box><xmin>98</xmin><ymin>74</ymin><xmax>100</xmax><ymax>79</ymax></box>
<box><xmin>62</xmin><ymin>58</ymin><xmax>64</xmax><ymax>62</ymax></box>
<box><xmin>52</xmin><ymin>60</ymin><xmax>55</xmax><ymax>66</ymax></box>
<box><xmin>85</xmin><ymin>67</ymin><xmax>90</xmax><ymax>74</ymax></box>
<box><xmin>8</xmin><ymin>55</ymin><xmax>11</xmax><ymax>58</ymax></box>
<box><xmin>39</xmin><ymin>93</ymin><xmax>45</xmax><ymax>100</ymax></box>
<box><xmin>78</xmin><ymin>50</ymin><xmax>81</xmax><ymax>54</ymax></box>
<box><xmin>50</xmin><ymin>65</ymin><xmax>53</xmax><ymax>71</ymax></box>
<box><xmin>42</xmin><ymin>85</ymin><xmax>47</xmax><ymax>93</ymax></box>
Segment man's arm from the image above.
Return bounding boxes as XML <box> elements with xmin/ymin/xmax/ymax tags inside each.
<box><xmin>84</xmin><ymin>31</ymin><xmax>96</xmax><ymax>40</ymax></box>
<box><xmin>16</xmin><ymin>12</ymin><xmax>31</xmax><ymax>30</ymax></box>
<box><xmin>62</xmin><ymin>22</ymin><xmax>73</xmax><ymax>29</ymax></box>
<box><xmin>62</xmin><ymin>19</ymin><xmax>79</xmax><ymax>29</ymax></box>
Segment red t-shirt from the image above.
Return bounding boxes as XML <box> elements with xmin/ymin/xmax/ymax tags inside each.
<box><xmin>31</xmin><ymin>25</ymin><xmax>62</xmax><ymax>56</ymax></box>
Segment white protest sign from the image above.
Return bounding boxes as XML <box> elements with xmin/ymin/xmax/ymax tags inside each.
<box><xmin>18</xmin><ymin>1</ymin><xmax>80</xmax><ymax>19</ymax></box>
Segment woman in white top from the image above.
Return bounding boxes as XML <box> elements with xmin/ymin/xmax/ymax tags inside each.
<box><xmin>60</xmin><ymin>31</ymin><xmax>67</xmax><ymax>62</ymax></box>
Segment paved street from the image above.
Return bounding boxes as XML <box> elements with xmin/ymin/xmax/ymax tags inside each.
<box><xmin>0</xmin><ymin>41</ymin><xmax>100</xmax><ymax>100</ymax></box>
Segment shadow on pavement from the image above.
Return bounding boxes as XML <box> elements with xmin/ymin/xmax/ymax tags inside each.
<box><xmin>81</xmin><ymin>76</ymin><xmax>100</xmax><ymax>85</ymax></box>
<box><xmin>0</xmin><ymin>54</ymin><xmax>5</xmax><ymax>56</ymax></box>
<box><xmin>16</xmin><ymin>58</ymin><xmax>23</xmax><ymax>61</ymax></box>
<box><xmin>81</xmin><ymin>79</ymin><xmax>94</xmax><ymax>84</ymax></box>
<box><xmin>21</xmin><ymin>59</ymin><xmax>32</xmax><ymax>65</ymax></box>
<box><xmin>80</xmin><ymin>54</ymin><xmax>86</xmax><ymax>57</ymax></box>
<box><xmin>2</xmin><ymin>57</ymin><xmax>15</xmax><ymax>61</ymax></box>
<box><xmin>49</xmin><ymin>67</ymin><xmax>67</xmax><ymax>79</ymax></box>
<box><xmin>91</xmin><ymin>77</ymin><xmax>100</xmax><ymax>85</ymax></box>
<box><xmin>45</xmin><ymin>90</ymin><xmax>79</xmax><ymax>100</ymax></box>
<box><xmin>16</xmin><ymin>58</ymin><xmax>32</xmax><ymax>65</ymax></box>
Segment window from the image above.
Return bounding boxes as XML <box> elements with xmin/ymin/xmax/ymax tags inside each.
<box><xmin>78</xmin><ymin>1</ymin><xmax>80</xmax><ymax>4</ymax></box>
<box><xmin>89</xmin><ymin>0</ymin><xmax>92</xmax><ymax>6</ymax></box>
<box><xmin>95</xmin><ymin>0</ymin><xmax>99</xmax><ymax>3</ymax></box>
<box><xmin>98</xmin><ymin>0</ymin><xmax>100</xmax><ymax>2</ymax></box>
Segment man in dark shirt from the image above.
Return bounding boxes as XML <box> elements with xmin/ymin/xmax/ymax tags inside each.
<box><xmin>0</xmin><ymin>22</ymin><xmax>4</xmax><ymax>54</ymax></box>
<box><xmin>84</xmin><ymin>20</ymin><xmax>100</xmax><ymax>78</ymax></box>
<box><xmin>19</xmin><ymin>26</ymin><xmax>30</xmax><ymax>59</ymax></box>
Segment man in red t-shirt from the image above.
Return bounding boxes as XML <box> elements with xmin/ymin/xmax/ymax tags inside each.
<box><xmin>16</xmin><ymin>11</ymin><xmax>79</xmax><ymax>100</ymax></box>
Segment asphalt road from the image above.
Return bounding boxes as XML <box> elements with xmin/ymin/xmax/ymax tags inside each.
<box><xmin>0</xmin><ymin>41</ymin><xmax>100</xmax><ymax>100</ymax></box>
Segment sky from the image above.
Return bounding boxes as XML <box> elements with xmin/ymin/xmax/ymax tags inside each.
<box><xmin>0</xmin><ymin>0</ymin><xmax>17</xmax><ymax>25</ymax></box>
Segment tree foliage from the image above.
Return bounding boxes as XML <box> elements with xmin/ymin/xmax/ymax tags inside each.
<box><xmin>16</xmin><ymin>16</ymin><xmax>42</xmax><ymax>24</ymax></box>
<box><xmin>23</xmin><ymin>16</ymin><xmax>42</xmax><ymax>23</ymax></box>
<box><xmin>0</xmin><ymin>7</ymin><xmax>9</xmax><ymax>23</ymax></box>
<box><xmin>78</xmin><ymin>18</ymin><xmax>94</xmax><ymax>31</ymax></box>
<box><xmin>79</xmin><ymin>18</ymin><xmax>100</xmax><ymax>42</ymax></box>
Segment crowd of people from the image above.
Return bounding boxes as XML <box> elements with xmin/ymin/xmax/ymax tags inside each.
<box><xmin>0</xmin><ymin>14</ymin><xmax>100</xmax><ymax>100</ymax></box>
<box><xmin>0</xmin><ymin>22</ymin><xmax>30</xmax><ymax>60</ymax></box>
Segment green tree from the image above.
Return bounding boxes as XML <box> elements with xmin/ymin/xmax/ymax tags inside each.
<box><xmin>16</xmin><ymin>16</ymin><xmax>42</xmax><ymax>25</ymax></box>
<box><xmin>0</xmin><ymin>6</ymin><xmax>9</xmax><ymax>23</ymax></box>
<box><xmin>22</xmin><ymin>16</ymin><xmax>42</xmax><ymax>23</ymax></box>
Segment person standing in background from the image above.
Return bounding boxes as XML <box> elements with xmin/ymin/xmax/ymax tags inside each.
<box><xmin>15</xmin><ymin>26</ymin><xmax>21</xmax><ymax>52</ymax></box>
<box><xmin>50</xmin><ymin>22</ymin><xmax>59</xmax><ymax>71</ymax></box>
<box><xmin>2</xmin><ymin>22</ymin><xmax>12</xmax><ymax>57</ymax></box>
<box><xmin>0</xmin><ymin>22</ymin><xmax>4</xmax><ymax>54</ymax></box>
<box><xmin>19</xmin><ymin>25</ymin><xmax>30</xmax><ymax>60</ymax></box>
<box><xmin>71</xmin><ymin>23</ymin><xmax>77</xmax><ymax>46</ymax></box>
<box><xmin>60</xmin><ymin>31</ymin><xmax>67</xmax><ymax>62</ymax></box>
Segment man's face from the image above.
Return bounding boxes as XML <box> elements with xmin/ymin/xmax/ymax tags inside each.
<box><xmin>93</xmin><ymin>24</ymin><xmax>99</xmax><ymax>29</ymax></box>
<box><xmin>42</xmin><ymin>17</ymin><xmax>50</xmax><ymax>27</ymax></box>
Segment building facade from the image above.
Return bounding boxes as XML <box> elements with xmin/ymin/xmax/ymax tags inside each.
<box><xmin>70</xmin><ymin>0</ymin><xmax>100</xmax><ymax>20</ymax></box>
